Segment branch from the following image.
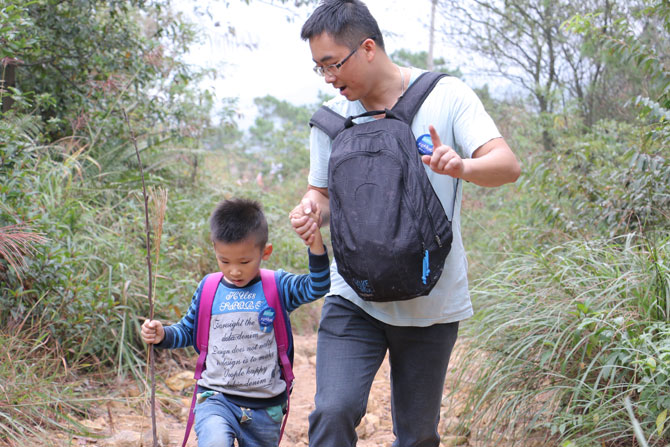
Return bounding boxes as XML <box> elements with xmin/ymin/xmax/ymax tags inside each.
<box><xmin>122</xmin><ymin>109</ymin><xmax>158</xmax><ymax>447</ymax></box>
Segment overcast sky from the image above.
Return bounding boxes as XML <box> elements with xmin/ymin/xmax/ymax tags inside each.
<box><xmin>179</xmin><ymin>0</ymin><xmax>471</xmax><ymax>127</ymax></box>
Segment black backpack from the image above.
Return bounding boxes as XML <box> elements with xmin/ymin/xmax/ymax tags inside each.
<box><xmin>309</xmin><ymin>71</ymin><xmax>458</xmax><ymax>302</ymax></box>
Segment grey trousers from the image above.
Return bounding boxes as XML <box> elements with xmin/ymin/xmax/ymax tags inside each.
<box><xmin>308</xmin><ymin>295</ymin><xmax>460</xmax><ymax>447</ymax></box>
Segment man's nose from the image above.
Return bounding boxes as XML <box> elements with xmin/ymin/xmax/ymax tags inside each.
<box><xmin>324</xmin><ymin>72</ymin><xmax>337</xmax><ymax>84</ymax></box>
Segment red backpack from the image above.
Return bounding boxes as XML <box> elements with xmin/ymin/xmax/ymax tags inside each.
<box><xmin>182</xmin><ymin>269</ymin><xmax>294</xmax><ymax>446</ymax></box>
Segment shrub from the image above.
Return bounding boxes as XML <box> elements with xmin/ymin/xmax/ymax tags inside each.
<box><xmin>455</xmin><ymin>235</ymin><xmax>670</xmax><ymax>445</ymax></box>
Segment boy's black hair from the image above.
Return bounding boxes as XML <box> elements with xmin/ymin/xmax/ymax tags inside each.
<box><xmin>209</xmin><ymin>198</ymin><xmax>268</xmax><ymax>248</ymax></box>
<box><xmin>301</xmin><ymin>0</ymin><xmax>385</xmax><ymax>52</ymax></box>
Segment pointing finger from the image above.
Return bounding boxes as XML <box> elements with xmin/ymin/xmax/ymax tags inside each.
<box><xmin>428</xmin><ymin>125</ymin><xmax>442</xmax><ymax>149</ymax></box>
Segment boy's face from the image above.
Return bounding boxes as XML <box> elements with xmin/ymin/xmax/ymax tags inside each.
<box><xmin>213</xmin><ymin>237</ymin><xmax>272</xmax><ymax>288</ymax></box>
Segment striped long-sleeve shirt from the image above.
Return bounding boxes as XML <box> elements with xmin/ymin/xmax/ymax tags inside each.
<box><xmin>156</xmin><ymin>247</ymin><xmax>330</xmax><ymax>408</ymax></box>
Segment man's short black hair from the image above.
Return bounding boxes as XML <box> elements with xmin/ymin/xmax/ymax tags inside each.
<box><xmin>301</xmin><ymin>0</ymin><xmax>385</xmax><ymax>52</ymax></box>
<box><xmin>209</xmin><ymin>198</ymin><xmax>268</xmax><ymax>248</ymax></box>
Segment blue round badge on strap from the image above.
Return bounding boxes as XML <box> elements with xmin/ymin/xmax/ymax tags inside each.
<box><xmin>416</xmin><ymin>134</ymin><xmax>434</xmax><ymax>155</ymax></box>
<box><xmin>258</xmin><ymin>306</ymin><xmax>276</xmax><ymax>333</ymax></box>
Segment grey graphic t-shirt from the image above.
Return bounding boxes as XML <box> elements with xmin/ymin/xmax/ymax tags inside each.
<box><xmin>198</xmin><ymin>279</ymin><xmax>285</xmax><ymax>399</ymax></box>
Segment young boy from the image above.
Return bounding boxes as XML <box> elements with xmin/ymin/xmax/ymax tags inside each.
<box><xmin>141</xmin><ymin>198</ymin><xmax>330</xmax><ymax>447</ymax></box>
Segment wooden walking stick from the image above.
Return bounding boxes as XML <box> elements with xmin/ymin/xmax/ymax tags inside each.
<box><xmin>123</xmin><ymin>109</ymin><xmax>158</xmax><ymax>447</ymax></box>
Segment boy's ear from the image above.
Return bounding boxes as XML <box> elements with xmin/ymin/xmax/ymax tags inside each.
<box><xmin>262</xmin><ymin>243</ymin><xmax>273</xmax><ymax>260</ymax></box>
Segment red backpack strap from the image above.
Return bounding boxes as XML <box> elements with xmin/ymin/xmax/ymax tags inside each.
<box><xmin>260</xmin><ymin>269</ymin><xmax>294</xmax><ymax>445</ymax></box>
<box><xmin>182</xmin><ymin>272</ymin><xmax>222</xmax><ymax>447</ymax></box>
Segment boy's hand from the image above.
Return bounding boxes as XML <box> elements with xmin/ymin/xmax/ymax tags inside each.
<box><xmin>141</xmin><ymin>319</ymin><xmax>165</xmax><ymax>345</ymax></box>
<box><xmin>306</xmin><ymin>220</ymin><xmax>325</xmax><ymax>255</ymax></box>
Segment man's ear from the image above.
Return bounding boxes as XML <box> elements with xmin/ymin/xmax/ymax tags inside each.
<box><xmin>262</xmin><ymin>243</ymin><xmax>273</xmax><ymax>260</ymax></box>
<box><xmin>362</xmin><ymin>37</ymin><xmax>377</xmax><ymax>61</ymax></box>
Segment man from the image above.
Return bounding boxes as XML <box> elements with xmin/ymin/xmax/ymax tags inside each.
<box><xmin>290</xmin><ymin>1</ymin><xmax>521</xmax><ymax>446</ymax></box>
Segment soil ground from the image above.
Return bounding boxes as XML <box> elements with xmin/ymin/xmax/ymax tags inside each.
<box><xmin>33</xmin><ymin>334</ymin><xmax>539</xmax><ymax>447</ymax></box>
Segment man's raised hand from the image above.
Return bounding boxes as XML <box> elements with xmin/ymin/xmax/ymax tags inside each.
<box><xmin>421</xmin><ymin>125</ymin><xmax>465</xmax><ymax>178</ymax></box>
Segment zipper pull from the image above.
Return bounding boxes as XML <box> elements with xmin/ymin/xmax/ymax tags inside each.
<box><xmin>422</xmin><ymin>249</ymin><xmax>430</xmax><ymax>285</ymax></box>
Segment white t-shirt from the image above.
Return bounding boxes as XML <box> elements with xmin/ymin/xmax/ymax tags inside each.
<box><xmin>309</xmin><ymin>68</ymin><xmax>501</xmax><ymax>326</ymax></box>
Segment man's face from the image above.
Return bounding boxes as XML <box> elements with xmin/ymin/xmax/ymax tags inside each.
<box><xmin>309</xmin><ymin>33</ymin><xmax>366</xmax><ymax>100</ymax></box>
<box><xmin>213</xmin><ymin>237</ymin><xmax>272</xmax><ymax>288</ymax></box>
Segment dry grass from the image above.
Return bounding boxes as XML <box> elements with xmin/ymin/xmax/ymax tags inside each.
<box><xmin>0</xmin><ymin>223</ymin><xmax>48</xmax><ymax>284</ymax></box>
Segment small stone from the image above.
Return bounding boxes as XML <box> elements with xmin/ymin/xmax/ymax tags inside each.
<box><xmin>140</xmin><ymin>426</ymin><xmax>171</xmax><ymax>446</ymax></box>
<box><xmin>104</xmin><ymin>430</ymin><xmax>139</xmax><ymax>447</ymax></box>
<box><xmin>80</xmin><ymin>416</ymin><xmax>107</xmax><ymax>432</ymax></box>
<box><xmin>442</xmin><ymin>435</ymin><xmax>468</xmax><ymax>446</ymax></box>
<box><xmin>165</xmin><ymin>371</ymin><xmax>195</xmax><ymax>392</ymax></box>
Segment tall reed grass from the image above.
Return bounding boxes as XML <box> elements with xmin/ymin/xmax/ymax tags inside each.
<box><xmin>0</xmin><ymin>326</ymin><xmax>94</xmax><ymax>445</ymax></box>
<box><xmin>453</xmin><ymin>234</ymin><xmax>670</xmax><ymax>445</ymax></box>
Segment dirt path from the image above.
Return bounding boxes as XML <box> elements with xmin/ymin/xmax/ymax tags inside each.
<box><xmin>51</xmin><ymin>334</ymin><xmax>480</xmax><ymax>447</ymax></box>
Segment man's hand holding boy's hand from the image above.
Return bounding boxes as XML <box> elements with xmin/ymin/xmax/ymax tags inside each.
<box><xmin>290</xmin><ymin>201</ymin><xmax>325</xmax><ymax>255</ymax></box>
<box><xmin>289</xmin><ymin>198</ymin><xmax>322</xmax><ymax>246</ymax></box>
<box><xmin>141</xmin><ymin>319</ymin><xmax>165</xmax><ymax>345</ymax></box>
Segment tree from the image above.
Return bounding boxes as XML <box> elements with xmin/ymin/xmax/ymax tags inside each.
<box><xmin>436</xmin><ymin>0</ymin><xmax>654</xmax><ymax>149</ymax></box>
<box><xmin>247</xmin><ymin>95</ymin><xmax>315</xmax><ymax>182</ymax></box>
<box><xmin>529</xmin><ymin>0</ymin><xmax>670</xmax><ymax>238</ymax></box>
<box><xmin>438</xmin><ymin>0</ymin><xmax>574</xmax><ymax>150</ymax></box>
<box><xmin>560</xmin><ymin>0</ymin><xmax>667</xmax><ymax>128</ymax></box>
<box><xmin>391</xmin><ymin>49</ymin><xmax>462</xmax><ymax>76</ymax></box>
<box><xmin>428</xmin><ymin>0</ymin><xmax>438</xmax><ymax>70</ymax></box>
<box><xmin>0</xmin><ymin>0</ymin><xmax>225</xmax><ymax>184</ymax></box>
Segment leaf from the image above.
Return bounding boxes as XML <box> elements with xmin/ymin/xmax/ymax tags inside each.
<box><xmin>576</xmin><ymin>302</ymin><xmax>589</xmax><ymax>315</ymax></box>
<box><xmin>646</xmin><ymin>357</ymin><xmax>657</xmax><ymax>373</ymax></box>
<box><xmin>657</xmin><ymin>409</ymin><xmax>667</xmax><ymax>437</ymax></box>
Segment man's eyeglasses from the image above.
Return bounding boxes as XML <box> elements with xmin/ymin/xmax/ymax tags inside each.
<box><xmin>313</xmin><ymin>37</ymin><xmax>373</xmax><ymax>77</ymax></box>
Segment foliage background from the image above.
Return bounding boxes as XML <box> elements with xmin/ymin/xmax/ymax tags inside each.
<box><xmin>1</xmin><ymin>0</ymin><xmax>668</xmax><ymax>445</ymax></box>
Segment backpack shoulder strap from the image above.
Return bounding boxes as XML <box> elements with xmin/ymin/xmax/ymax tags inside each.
<box><xmin>260</xmin><ymin>269</ymin><xmax>293</xmax><ymax>386</ymax></box>
<box><xmin>309</xmin><ymin>105</ymin><xmax>347</xmax><ymax>140</ymax></box>
<box><xmin>391</xmin><ymin>71</ymin><xmax>448</xmax><ymax>124</ymax></box>
<box><xmin>194</xmin><ymin>272</ymin><xmax>222</xmax><ymax>375</ymax></box>
<box><xmin>182</xmin><ymin>272</ymin><xmax>222</xmax><ymax>447</ymax></box>
<box><xmin>392</xmin><ymin>71</ymin><xmax>460</xmax><ymax>222</ymax></box>
<box><xmin>260</xmin><ymin>268</ymin><xmax>293</xmax><ymax>445</ymax></box>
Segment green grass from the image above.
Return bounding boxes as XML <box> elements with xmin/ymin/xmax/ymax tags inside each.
<box><xmin>450</xmin><ymin>92</ymin><xmax>669</xmax><ymax>445</ymax></box>
<box><xmin>0</xmin><ymin>325</ymin><xmax>94</xmax><ymax>444</ymax></box>
<box><xmin>452</xmin><ymin>231</ymin><xmax>670</xmax><ymax>446</ymax></box>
